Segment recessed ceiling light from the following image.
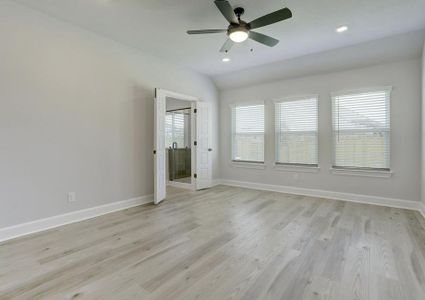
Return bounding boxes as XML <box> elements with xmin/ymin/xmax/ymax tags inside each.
<box><xmin>336</xmin><ymin>25</ymin><xmax>348</xmax><ymax>33</ymax></box>
<box><xmin>222</xmin><ymin>57</ymin><xmax>230</xmax><ymax>62</ymax></box>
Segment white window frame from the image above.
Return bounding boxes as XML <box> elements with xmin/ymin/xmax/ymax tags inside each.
<box><xmin>273</xmin><ymin>95</ymin><xmax>319</xmax><ymax>169</ymax></box>
<box><xmin>330</xmin><ymin>86</ymin><xmax>392</xmax><ymax>176</ymax></box>
<box><xmin>230</xmin><ymin>102</ymin><xmax>265</xmax><ymax>165</ymax></box>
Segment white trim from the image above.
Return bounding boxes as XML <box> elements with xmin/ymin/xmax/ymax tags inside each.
<box><xmin>211</xmin><ymin>178</ymin><xmax>223</xmax><ymax>187</ymax></box>
<box><xmin>220</xmin><ymin>179</ymin><xmax>423</xmax><ymax>213</ymax></box>
<box><xmin>229</xmin><ymin>161</ymin><xmax>266</xmax><ymax>169</ymax></box>
<box><xmin>330</xmin><ymin>168</ymin><xmax>392</xmax><ymax>178</ymax></box>
<box><xmin>2</xmin><ymin>184</ymin><xmax>422</xmax><ymax>243</ymax></box>
<box><xmin>420</xmin><ymin>202</ymin><xmax>425</xmax><ymax>219</ymax></box>
<box><xmin>157</xmin><ymin>88</ymin><xmax>199</xmax><ymax>102</ymax></box>
<box><xmin>0</xmin><ymin>195</ymin><xmax>153</xmax><ymax>243</ymax></box>
<box><xmin>330</xmin><ymin>86</ymin><xmax>393</xmax><ymax>98</ymax></box>
<box><xmin>274</xmin><ymin>164</ymin><xmax>320</xmax><ymax>173</ymax></box>
<box><xmin>272</xmin><ymin>94</ymin><xmax>319</xmax><ymax>103</ymax></box>
<box><xmin>228</xmin><ymin>100</ymin><xmax>265</xmax><ymax>107</ymax></box>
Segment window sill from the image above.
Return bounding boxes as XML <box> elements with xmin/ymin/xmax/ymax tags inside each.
<box><xmin>229</xmin><ymin>161</ymin><xmax>266</xmax><ymax>169</ymax></box>
<box><xmin>273</xmin><ymin>164</ymin><xmax>320</xmax><ymax>173</ymax></box>
<box><xmin>330</xmin><ymin>168</ymin><xmax>392</xmax><ymax>178</ymax></box>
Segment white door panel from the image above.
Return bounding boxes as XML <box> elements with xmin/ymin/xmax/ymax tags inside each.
<box><xmin>195</xmin><ymin>102</ymin><xmax>212</xmax><ymax>190</ymax></box>
<box><xmin>154</xmin><ymin>89</ymin><xmax>166</xmax><ymax>204</ymax></box>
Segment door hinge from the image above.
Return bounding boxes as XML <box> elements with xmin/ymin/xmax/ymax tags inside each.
<box><xmin>194</xmin><ymin>109</ymin><xmax>197</xmax><ymax>113</ymax></box>
<box><xmin>194</xmin><ymin>141</ymin><xmax>197</xmax><ymax>146</ymax></box>
<box><xmin>153</xmin><ymin>150</ymin><xmax>156</xmax><ymax>155</ymax></box>
<box><xmin>194</xmin><ymin>173</ymin><xmax>197</xmax><ymax>178</ymax></box>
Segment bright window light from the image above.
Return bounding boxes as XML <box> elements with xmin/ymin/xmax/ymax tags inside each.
<box><xmin>332</xmin><ymin>88</ymin><xmax>391</xmax><ymax>170</ymax></box>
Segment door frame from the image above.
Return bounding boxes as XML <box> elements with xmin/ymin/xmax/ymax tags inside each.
<box><xmin>154</xmin><ymin>88</ymin><xmax>199</xmax><ymax>204</ymax></box>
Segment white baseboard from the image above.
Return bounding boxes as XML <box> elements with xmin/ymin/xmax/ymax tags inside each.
<box><xmin>0</xmin><ymin>194</ymin><xmax>153</xmax><ymax>243</ymax></box>
<box><xmin>420</xmin><ymin>203</ymin><xmax>425</xmax><ymax>219</ymax></box>
<box><xmin>1</xmin><ymin>181</ymin><xmax>423</xmax><ymax>243</ymax></box>
<box><xmin>211</xmin><ymin>178</ymin><xmax>222</xmax><ymax>187</ymax></box>
<box><xmin>219</xmin><ymin>179</ymin><xmax>423</xmax><ymax>213</ymax></box>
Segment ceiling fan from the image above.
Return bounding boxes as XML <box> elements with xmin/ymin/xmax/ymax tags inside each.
<box><xmin>187</xmin><ymin>0</ymin><xmax>292</xmax><ymax>53</ymax></box>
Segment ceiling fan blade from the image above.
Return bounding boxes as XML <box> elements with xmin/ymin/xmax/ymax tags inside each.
<box><xmin>220</xmin><ymin>38</ymin><xmax>234</xmax><ymax>53</ymax></box>
<box><xmin>249</xmin><ymin>31</ymin><xmax>279</xmax><ymax>47</ymax></box>
<box><xmin>248</xmin><ymin>8</ymin><xmax>292</xmax><ymax>29</ymax></box>
<box><xmin>187</xmin><ymin>29</ymin><xmax>227</xmax><ymax>34</ymax></box>
<box><xmin>214</xmin><ymin>0</ymin><xmax>239</xmax><ymax>24</ymax></box>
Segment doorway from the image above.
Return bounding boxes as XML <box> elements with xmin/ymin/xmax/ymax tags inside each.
<box><xmin>166</xmin><ymin>98</ymin><xmax>193</xmax><ymax>189</ymax></box>
<box><xmin>154</xmin><ymin>89</ymin><xmax>212</xmax><ymax>204</ymax></box>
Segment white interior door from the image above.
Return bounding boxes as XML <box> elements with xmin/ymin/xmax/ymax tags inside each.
<box><xmin>154</xmin><ymin>89</ymin><xmax>166</xmax><ymax>204</ymax></box>
<box><xmin>195</xmin><ymin>101</ymin><xmax>212</xmax><ymax>190</ymax></box>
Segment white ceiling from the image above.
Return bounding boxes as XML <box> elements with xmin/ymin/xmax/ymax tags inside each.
<box><xmin>13</xmin><ymin>0</ymin><xmax>425</xmax><ymax>75</ymax></box>
<box><xmin>214</xmin><ymin>29</ymin><xmax>425</xmax><ymax>89</ymax></box>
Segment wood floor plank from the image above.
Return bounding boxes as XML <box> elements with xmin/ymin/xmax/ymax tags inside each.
<box><xmin>0</xmin><ymin>185</ymin><xmax>424</xmax><ymax>299</ymax></box>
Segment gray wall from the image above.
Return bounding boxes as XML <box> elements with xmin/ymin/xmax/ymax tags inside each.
<box><xmin>0</xmin><ymin>1</ymin><xmax>219</xmax><ymax>228</ymax></box>
<box><xmin>219</xmin><ymin>59</ymin><xmax>422</xmax><ymax>202</ymax></box>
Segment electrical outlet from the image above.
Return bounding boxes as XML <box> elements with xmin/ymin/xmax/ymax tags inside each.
<box><xmin>68</xmin><ymin>192</ymin><xmax>77</xmax><ymax>203</ymax></box>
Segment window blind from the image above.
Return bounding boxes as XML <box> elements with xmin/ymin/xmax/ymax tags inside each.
<box><xmin>275</xmin><ymin>97</ymin><xmax>318</xmax><ymax>166</ymax></box>
<box><xmin>165</xmin><ymin>111</ymin><xmax>185</xmax><ymax>148</ymax></box>
<box><xmin>332</xmin><ymin>88</ymin><xmax>391</xmax><ymax>170</ymax></box>
<box><xmin>232</xmin><ymin>104</ymin><xmax>264</xmax><ymax>162</ymax></box>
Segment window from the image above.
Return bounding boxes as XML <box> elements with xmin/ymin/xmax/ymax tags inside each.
<box><xmin>275</xmin><ymin>96</ymin><xmax>318</xmax><ymax>166</ymax></box>
<box><xmin>165</xmin><ymin>111</ymin><xmax>185</xmax><ymax>148</ymax></box>
<box><xmin>332</xmin><ymin>88</ymin><xmax>391</xmax><ymax>170</ymax></box>
<box><xmin>231</xmin><ymin>104</ymin><xmax>264</xmax><ymax>162</ymax></box>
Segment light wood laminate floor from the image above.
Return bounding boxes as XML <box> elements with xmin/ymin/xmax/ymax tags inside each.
<box><xmin>1</xmin><ymin>185</ymin><xmax>425</xmax><ymax>300</ymax></box>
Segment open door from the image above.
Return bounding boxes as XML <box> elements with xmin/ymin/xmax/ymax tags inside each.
<box><xmin>195</xmin><ymin>101</ymin><xmax>213</xmax><ymax>190</ymax></box>
<box><xmin>154</xmin><ymin>89</ymin><xmax>166</xmax><ymax>204</ymax></box>
<box><xmin>155</xmin><ymin>89</ymin><xmax>208</xmax><ymax>200</ymax></box>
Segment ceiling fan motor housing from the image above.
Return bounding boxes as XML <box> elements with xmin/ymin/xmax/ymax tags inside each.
<box><xmin>227</xmin><ymin>21</ymin><xmax>249</xmax><ymax>35</ymax></box>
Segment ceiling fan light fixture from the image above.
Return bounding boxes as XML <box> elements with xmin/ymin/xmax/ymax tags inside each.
<box><xmin>228</xmin><ymin>27</ymin><xmax>249</xmax><ymax>43</ymax></box>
